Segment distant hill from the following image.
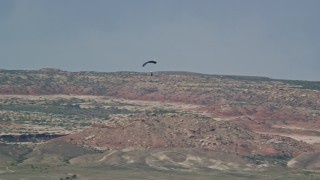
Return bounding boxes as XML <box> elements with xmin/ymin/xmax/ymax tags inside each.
<box><xmin>0</xmin><ymin>69</ymin><xmax>319</xmax><ymax>174</ymax></box>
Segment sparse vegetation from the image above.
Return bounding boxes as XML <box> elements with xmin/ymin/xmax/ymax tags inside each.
<box><xmin>279</xmin><ymin>79</ymin><xmax>320</xmax><ymax>90</ymax></box>
<box><xmin>244</xmin><ymin>154</ymin><xmax>291</xmax><ymax>166</ymax></box>
<box><xmin>146</xmin><ymin>108</ymin><xmax>178</xmax><ymax>115</ymax></box>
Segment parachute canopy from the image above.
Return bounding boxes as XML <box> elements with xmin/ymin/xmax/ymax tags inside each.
<box><xmin>142</xmin><ymin>60</ymin><xmax>157</xmax><ymax>67</ymax></box>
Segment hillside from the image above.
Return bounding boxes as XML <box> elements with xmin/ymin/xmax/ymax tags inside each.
<box><xmin>0</xmin><ymin>69</ymin><xmax>319</xmax><ymax>144</ymax></box>
<box><xmin>0</xmin><ymin>69</ymin><xmax>319</xmax><ymax>178</ymax></box>
<box><xmin>58</xmin><ymin>112</ymin><xmax>314</xmax><ymax>157</ymax></box>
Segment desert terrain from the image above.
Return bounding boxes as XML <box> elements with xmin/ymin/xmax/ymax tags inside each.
<box><xmin>0</xmin><ymin>69</ymin><xmax>319</xmax><ymax>179</ymax></box>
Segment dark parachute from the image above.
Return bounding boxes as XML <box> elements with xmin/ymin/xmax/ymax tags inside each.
<box><xmin>142</xmin><ymin>60</ymin><xmax>157</xmax><ymax>67</ymax></box>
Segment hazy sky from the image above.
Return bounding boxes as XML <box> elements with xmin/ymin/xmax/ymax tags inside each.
<box><xmin>1</xmin><ymin>0</ymin><xmax>319</xmax><ymax>80</ymax></box>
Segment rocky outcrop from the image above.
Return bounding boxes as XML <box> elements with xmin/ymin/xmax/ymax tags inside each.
<box><xmin>0</xmin><ymin>133</ymin><xmax>64</xmax><ymax>142</ymax></box>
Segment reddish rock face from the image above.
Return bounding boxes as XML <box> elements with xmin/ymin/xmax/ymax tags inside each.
<box><xmin>56</xmin><ymin>113</ymin><xmax>315</xmax><ymax>157</ymax></box>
